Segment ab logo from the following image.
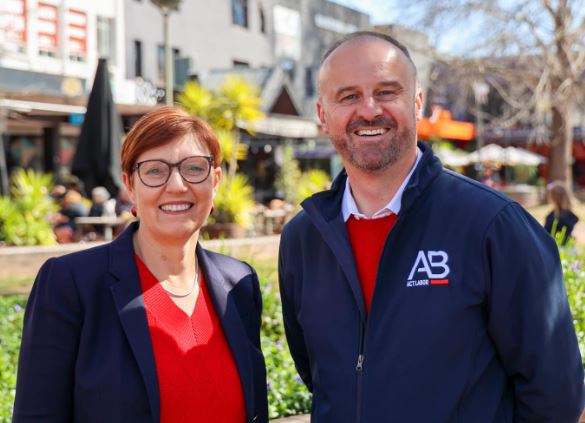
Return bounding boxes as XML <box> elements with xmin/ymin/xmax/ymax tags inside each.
<box><xmin>406</xmin><ymin>250</ymin><xmax>450</xmax><ymax>287</ymax></box>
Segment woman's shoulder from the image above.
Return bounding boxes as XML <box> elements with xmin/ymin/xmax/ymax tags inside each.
<box><xmin>200</xmin><ymin>248</ymin><xmax>256</xmax><ymax>281</ymax></box>
<box><xmin>560</xmin><ymin>209</ymin><xmax>579</xmax><ymax>224</ymax></box>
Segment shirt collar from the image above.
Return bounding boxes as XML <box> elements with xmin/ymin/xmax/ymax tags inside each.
<box><xmin>342</xmin><ymin>147</ymin><xmax>422</xmax><ymax>222</ymax></box>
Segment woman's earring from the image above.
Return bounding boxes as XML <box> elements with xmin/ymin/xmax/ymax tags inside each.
<box><xmin>131</xmin><ymin>206</ymin><xmax>138</xmax><ymax>218</ymax></box>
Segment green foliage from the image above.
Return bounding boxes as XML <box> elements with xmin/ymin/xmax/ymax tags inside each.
<box><xmin>215</xmin><ymin>75</ymin><xmax>264</xmax><ymax>131</ymax></box>
<box><xmin>179</xmin><ymin>76</ymin><xmax>263</xmax><ymax>223</ymax></box>
<box><xmin>216</xmin><ymin>128</ymin><xmax>248</xmax><ymax>165</ymax></box>
<box><xmin>253</xmin><ymin>260</ymin><xmax>312</xmax><ymax>419</ymax></box>
<box><xmin>275</xmin><ymin>144</ymin><xmax>302</xmax><ymax>204</ymax></box>
<box><xmin>0</xmin><ymin>169</ymin><xmax>58</xmax><ymax>246</ymax></box>
<box><xmin>556</xmin><ymin>239</ymin><xmax>585</xmax><ymax>362</ymax></box>
<box><xmin>297</xmin><ymin>170</ymin><xmax>331</xmax><ymax>204</ymax></box>
<box><xmin>0</xmin><ymin>295</ymin><xmax>26</xmax><ymax>421</ymax></box>
<box><xmin>178</xmin><ymin>77</ymin><xmax>263</xmax><ymax>168</ymax></box>
<box><xmin>210</xmin><ymin>173</ymin><xmax>255</xmax><ymax>228</ymax></box>
<box><xmin>276</xmin><ymin>144</ymin><xmax>331</xmax><ymax>206</ymax></box>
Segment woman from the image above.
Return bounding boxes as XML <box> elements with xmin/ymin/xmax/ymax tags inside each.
<box><xmin>13</xmin><ymin>107</ymin><xmax>268</xmax><ymax>422</ymax></box>
<box><xmin>544</xmin><ymin>180</ymin><xmax>579</xmax><ymax>245</ymax></box>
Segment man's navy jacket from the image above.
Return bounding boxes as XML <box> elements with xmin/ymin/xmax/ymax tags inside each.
<box><xmin>279</xmin><ymin>142</ymin><xmax>585</xmax><ymax>422</ymax></box>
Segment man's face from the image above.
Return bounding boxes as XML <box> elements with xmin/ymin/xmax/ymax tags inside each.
<box><xmin>317</xmin><ymin>37</ymin><xmax>423</xmax><ymax>173</ymax></box>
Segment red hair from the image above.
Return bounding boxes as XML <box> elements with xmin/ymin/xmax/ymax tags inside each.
<box><xmin>121</xmin><ymin>107</ymin><xmax>221</xmax><ymax>176</ymax></box>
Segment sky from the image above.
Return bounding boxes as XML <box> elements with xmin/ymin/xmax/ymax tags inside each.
<box><xmin>331</xmin><ymin>0</ymin><xmax>398</xmax><ymax>25</ymax></box>
<box><xmin>329</xmin><ymin>0</ymin><xmax>467</xmax><ymax>54</ymax></box>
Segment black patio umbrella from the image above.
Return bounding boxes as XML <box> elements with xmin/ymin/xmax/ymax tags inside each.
<box><xmin>72</xmin><ymin>58</ymin><xmax>123</xmax><ymax>197</ymax></box>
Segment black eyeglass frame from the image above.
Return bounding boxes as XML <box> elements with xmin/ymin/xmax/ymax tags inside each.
<box><xmin>132</xmin><ymin>155</ymin><xmax>214</xmax><ymax>187</ymax></box>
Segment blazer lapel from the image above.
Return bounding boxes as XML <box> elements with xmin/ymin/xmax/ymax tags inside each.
<box><xmin>107</xmin><ymin>223</ymin><xmax>160</xmax><ymax>423</ymax></box>
<box><xmin>197</xmin><ymin>245</ymin><xmax>255</xmax><ymax>422</ymax></box>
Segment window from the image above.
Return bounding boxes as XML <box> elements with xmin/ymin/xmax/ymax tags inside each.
<box><xmin>96</xmin><ymin>16</ymin><xmax>115</xmax><ymax>64</ymax></box>
<box><xmin>134</xmin><ymin>40</ymin><xmax>142</xmax><ymax>77</ymax></box>
<box><xmin>233</xmin><ymin>60</ymin><xmax>249</xmax><ymax>68</ymax></box>
<box><xmin>305</xmin><ymin>66</ymin><xmax>314</xmax><ymax>96</ymax></box>
<box><xmin>68</xmin><ymin>9</ymin><xmax>88</xmax><ymax>61</ymax></box>
<box><xmin>259</xmin><ymin>7</ymin><xmax>265</xmax><ymax>33</ymax></box>
<box><xmin>37</xmin><ymin>2</ymin><xmax>59</xmax><ymax>57</ymax></box>
<box><xmin>157</xmin><ymin>45</ymin><xmax>180</xmax><ymax>84</ymax></box>
<box><xmin>232</xmin><ymin>0</ymin><xmax>248</xmax><ymax>28</ymax></box>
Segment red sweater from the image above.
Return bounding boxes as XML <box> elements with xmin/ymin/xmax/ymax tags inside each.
<box><xmin>346</xmin><ymin>214</ymin><xmax>397</xmax><ymax>313</ymax></box>
<box><xmin>136</xmin><ymin>255</ymin><xmax>246</xmax><ymax>423</ymax></box>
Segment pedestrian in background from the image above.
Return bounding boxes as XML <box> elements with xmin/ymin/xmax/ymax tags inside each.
<box><xmin>545</xmin><ymin>180</ymin><xmax>579</xmax><ymax>245</ymax></box>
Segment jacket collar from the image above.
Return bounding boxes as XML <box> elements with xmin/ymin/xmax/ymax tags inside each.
<box><xmin>302</xmin><ymin>141</ymin><xmax>442</xmax><ymax>221</ymax></box>
<box><xmin>298</xmin><ymin>142</ymin><xmax>443</xmax><ymax>322</ymax></box>
<box><xmin>107</xmin><ymin>222</ymin><xmax>255</xmax><ymax>422</ymax></box>
<box><xmin>107</xmin><ymin>222</ymin><xmax>161</xmax><ymax>423</ymax></box>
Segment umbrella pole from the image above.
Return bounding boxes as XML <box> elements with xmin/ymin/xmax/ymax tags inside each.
<box><xmin>0</xmin><ymin>107</ymin><xmax>9</xmax><ymax>196</ymax></box>
<box><xmin>164</xmin><ymin>9</ymin><xmax>173</xmax><ymax>106</ymax></box>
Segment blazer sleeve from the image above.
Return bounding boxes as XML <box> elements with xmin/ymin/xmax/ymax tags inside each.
<box><xmin>278</xmin><ymin>231</ymin><xmax>313</xmax><ymax>392</ymax></box>
<box><xmin>484</xmin><ymin>203</ymin><xmax>585</xmax><ymax>421</ymax></box>
<box><xmin>13</xmin><ymin>257</ymin><xmax>82</xmax><ymax>422</ymax></box>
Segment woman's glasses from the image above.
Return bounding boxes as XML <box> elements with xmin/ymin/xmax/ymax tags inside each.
<box><xmin>133</xmin><ymin>155</ymin><xmax>213</xmax><ymax>187</ymax></box>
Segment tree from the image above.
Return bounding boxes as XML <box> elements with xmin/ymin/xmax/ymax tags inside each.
<box><xmin>179</xmin><ymin>75</ymin><xmax>263</xmax><ymax>178</ymax></box>
<box><xmin>178</xmin><ymin>76</ymin><xmax>263</xmax><ymax>231</ymax></box>
<box><xmin>396</xmin><ymin>0</ymin><xmax>585</xmax><ymax>187</ymax></box>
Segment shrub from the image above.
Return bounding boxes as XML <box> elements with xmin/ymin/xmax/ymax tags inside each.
<box><xmin>557</xmin><ymin>243</ymin><xmax>585</xmax><ymax>361</ymax></box>
<box><xmin>0</xmin><ymin>295</ymin><xmax>26</xmax><ymax>421</ymax></box>
<box><xmin>210</xmin><ymin>173</ymin><xmax>255</xmax><ymax>228</ymax></box>
<box><xmin>0</xmin><ymin>169</ymin><xmax>58</xmax><ymax>246</ymax></box>
<box><xmin>255</xmin><ymin>260</ymin><xmax>312</xmax><ymax>419</ymax></box>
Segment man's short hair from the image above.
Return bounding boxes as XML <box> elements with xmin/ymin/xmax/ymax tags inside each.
<box><xmin>320</xmin><ymin>30</ymin><xmax>416</xmax><ymax>74</ymax></box>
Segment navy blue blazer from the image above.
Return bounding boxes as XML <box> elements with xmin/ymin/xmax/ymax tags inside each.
<box><xmin>13</xmin><ymin>222</ymin><xmax>268</xmax><ymax>422</ymax></box>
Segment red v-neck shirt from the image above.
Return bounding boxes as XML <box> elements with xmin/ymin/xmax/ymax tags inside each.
<box><xmin>135</xmin><ymin>255</ymin><xmax>246</xmax><ymax>423</ymax></box>
<box><xmin>346</xmin><ymin>214</ymin><xmax>397</xmax><ymax>314</ymax></box>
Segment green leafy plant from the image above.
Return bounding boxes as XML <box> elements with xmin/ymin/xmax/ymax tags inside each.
<box><xmin>0</xmin><ymin>295</ymin><xmax>26</xmax><ymax>421</ymax></box>
<box><xmin>276</xmin><ymin>144</ymin><xmax>331</xmax><ymax>206</ymax></box>
<box><xmin>179</xmin><ymin>76</ymin><xmax>263</xmax><ymax>232</ymax></box>
<box><xmin>556</xmin><ymin>237</ymin><xmax>585</xmax><ymax>361</ymax></box>
<box><xmin>210</xmin><ymin>173</ymin><xmax>255</xmax><ymax>228</ymax></box>
<box><xmin>253</xmin><ymin>260</ymin><xmax>312</xmax><ymax>419</ymax></box>
<box><xmin>297</xmin><ymin>169</ymin><xmax>330</xmax><ymax>204</ymax></box>
<box><xmin>0</xmin><ymin>169</ymin><xmax>58</xmax><ymax>246</ymax></box>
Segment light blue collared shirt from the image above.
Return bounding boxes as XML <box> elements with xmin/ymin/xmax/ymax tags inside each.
<box><xmin>341</xmin><ymin>147</ymin><xmax>422</xmax><ymax>222</ymax></box>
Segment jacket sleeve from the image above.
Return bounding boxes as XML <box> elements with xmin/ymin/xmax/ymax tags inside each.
<box><xmin>484</xmin><ymin>203</ymin><xmax>585</xmax><ymax>421</ymax></box>
<box><xmin>13</xmin><ymin>257</ymin><xmax>82</xmax><ymax>422</ymax></box>
<box><xmin>278</xmin><ymin>231</ymin><xmax>313</xmax><ymax>392</ymax></box>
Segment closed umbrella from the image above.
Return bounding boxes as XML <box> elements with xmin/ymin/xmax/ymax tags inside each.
<box><xmin>72</xmin><ymin>58</ymin><xmax>123</xmax><ymax>196</ymax></box>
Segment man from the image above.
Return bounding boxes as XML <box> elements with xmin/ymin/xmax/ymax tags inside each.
<box><xmin>278</xmin><ymin>31</ymin><xmax>584</xmax><ymax>422</ymax></box>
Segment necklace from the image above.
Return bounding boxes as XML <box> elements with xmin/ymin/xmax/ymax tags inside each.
<box><xmin>161</xmin><ymin>259</ymin><xmax>199</xmax><ymax>298</ymax></box>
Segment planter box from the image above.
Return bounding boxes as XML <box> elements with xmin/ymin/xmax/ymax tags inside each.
<box><xmin>0</xmin><ymin>235</ymin><xmax>280</xmax><ymax>282</ymax></box>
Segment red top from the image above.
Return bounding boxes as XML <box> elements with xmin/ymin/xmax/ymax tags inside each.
<box><xmin>136</xmin><ymin>255</ymin><xmax>246</xmax><ymax>423</ymax></box>
<box><xmin>346</xmin><ymin>214</ymin><xmax>397</xmax><ymax>313</ymax></box>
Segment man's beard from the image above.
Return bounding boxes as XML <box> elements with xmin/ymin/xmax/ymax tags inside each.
<box><xmin>331</xmin><ymin>117</ymin><xmax>416</xmax><ymax>172</ymax></box>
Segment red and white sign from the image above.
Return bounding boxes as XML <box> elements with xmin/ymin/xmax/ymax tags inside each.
<box><xmin>0</xmin><ymin>0</ymin><xmax>27</xmax><ymax>51</ymax></box>
<box><xmin>38</xmin><ymin>2</ymin><xmax>58</xmax><ymax>52</ymax></box>
<box><xmin>67</xmin><ymin>8</ymin><xmax>87</xmax><ymax>57</ymax></box>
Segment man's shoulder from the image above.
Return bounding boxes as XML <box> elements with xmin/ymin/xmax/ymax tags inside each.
<box><xmin>438</xmin><ymin>168</ymin><xmax>511</xmax><ymax>204</ymax></box>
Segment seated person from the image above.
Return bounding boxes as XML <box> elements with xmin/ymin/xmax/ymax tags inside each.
<box><xmin>53</xmin><ymin>190</ymin><xmax>89</xmax><ymax>243</ymax></box>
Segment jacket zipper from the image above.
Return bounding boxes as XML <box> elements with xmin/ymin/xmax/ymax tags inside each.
<box><xmin>355</xmin><ymin>320</ymin><xmax>366</xmax><ymax>423</ymax></box>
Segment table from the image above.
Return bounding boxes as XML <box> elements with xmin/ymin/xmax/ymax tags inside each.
<box><xmin>75</xmin><ymin>216</ymin><xmax>128</xmax><ymax>241</ymax></box>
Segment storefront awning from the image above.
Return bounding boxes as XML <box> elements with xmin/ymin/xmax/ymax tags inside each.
<box><xmin>0</xmin><ymin>98</ymin><xmax>86</xmax><ymax>115</ymax></box>
<box><xmin>238</xmin><ymin>114</ymin><xmax>320</xmax><ymax>139</ymax></box>
<box><xmin>417</xmin><ymin>106</ymin><xmax>475</xmax><ymax>141</ymax></box>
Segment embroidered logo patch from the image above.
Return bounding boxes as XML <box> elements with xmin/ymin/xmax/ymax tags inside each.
<box><xmin>406</xmin><ymin>250</ymin><xmax>450</xmax><ymax>287</ymax></box>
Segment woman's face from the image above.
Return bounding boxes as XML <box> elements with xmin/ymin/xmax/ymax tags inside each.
<box><xmin>123</xmin><ymin>133</ymin><xmax>221</xmax><ymax>242</ymax></box>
